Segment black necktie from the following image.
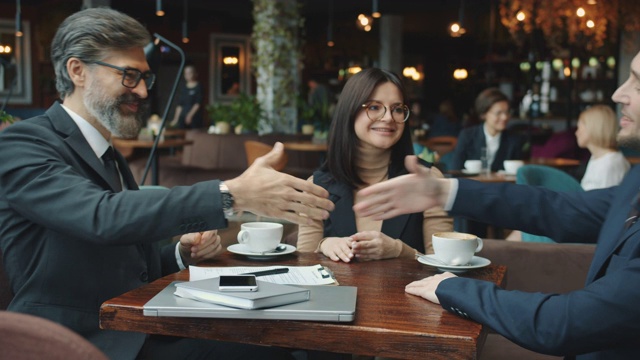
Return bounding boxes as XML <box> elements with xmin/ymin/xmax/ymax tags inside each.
<box><xmin>102</xmin><ymin>146</ymin><xmax>122</xmax><ymax>192</ymax></box>
<box><xmin>625</xmin><ymin>191</ymin><xmax>640</xmax><ymax>229</ymax></box>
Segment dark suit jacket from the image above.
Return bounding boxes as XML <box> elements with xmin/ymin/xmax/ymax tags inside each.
<box><xmin>313</xmin><ymin>163</ymin><xmax>427</xmax><ymax>253</ymax></box>
<box><xmin>450</xmin><ymin>124</ymin><xmax>525</xmax><ymax>172</ymax></box>
<box><xmin>0</xmin><ymin>103</ymin><xmax>227</xmax><ymax>359</ymax></box>
<box><xmin>436</xmin><ymin>166</ymin><xmax>640</xmax><ymax>359</ymax></box>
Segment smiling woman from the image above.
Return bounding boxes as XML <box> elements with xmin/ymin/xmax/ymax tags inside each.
<box><xmin>296</xmin><ymin>67</ymin><xmax>453</xmax><ymax>262</ymax></box>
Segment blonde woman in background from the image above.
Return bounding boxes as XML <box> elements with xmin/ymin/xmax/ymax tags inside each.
<box><xmin>576</xmin><ymin>105</ymin><xmax>630</xmax><ymax>190</ymax></box>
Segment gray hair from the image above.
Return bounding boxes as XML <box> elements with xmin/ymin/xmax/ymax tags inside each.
<box><xmin>51</xmin><ymin>8</ymin><xmax>150</xmax><ymax>100</ymax></box>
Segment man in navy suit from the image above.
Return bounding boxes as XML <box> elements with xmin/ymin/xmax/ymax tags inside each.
<box><xmin>353</xmin><ymin>52</ymin><xmax>640</xmax><ymax>359</ymax></box>
<box><xmin>0</xmin><ymin>8</ymin><xmax>332</xmax><ymax>360</ymax></box>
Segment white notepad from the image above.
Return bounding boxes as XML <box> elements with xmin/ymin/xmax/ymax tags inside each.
<box><xmin>174</xmin><ymin>277</ymin><xmax>310</xmax><ymax>309</ymax></box>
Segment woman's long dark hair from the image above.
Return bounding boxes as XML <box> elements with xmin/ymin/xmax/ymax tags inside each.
<box><xmin>322</xmin><ymin>68</ymin><xmax>413</xmax><ymax>188</ymax></box>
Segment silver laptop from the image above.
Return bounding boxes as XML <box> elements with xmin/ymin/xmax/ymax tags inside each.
<box><xmin>144</xmin><ymin>281</ymin><xmax>357</xmax><ymax>322</ymax></box>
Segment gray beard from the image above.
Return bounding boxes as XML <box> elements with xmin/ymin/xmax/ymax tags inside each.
<box><xmin>617</xmin><ymin>133</ymin><xmax>640</xmax><ymax>151</ymax></box>
<box><xmin>83</xmin><ymin>80</ymin><xmax>148</xmax><ymax>139</ymax></box>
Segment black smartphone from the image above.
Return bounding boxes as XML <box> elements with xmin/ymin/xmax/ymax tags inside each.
<box><xmin>218</xmin><ymin>275</ymin><xmax>258</xmax><ymax>292</ymax></box>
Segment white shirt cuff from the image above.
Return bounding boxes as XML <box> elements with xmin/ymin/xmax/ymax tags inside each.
<box><xmin>175</xmin><ymin>242</ymin><xmax>187</xmax><ymax>270</ymax></box>
<box><xmin>443</xmin><ymin>179</ymin><xmax>459</xmax><ymax>211</ymax></box>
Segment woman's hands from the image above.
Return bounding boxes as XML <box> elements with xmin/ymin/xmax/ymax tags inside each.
<box><xmin>319</xmin><ymin>231</ymin><xmax>402</xmax><ymax>262</ymax></box>
<box><xmin>350</xmin><ymin>231</ymin><xmax>402</xmax><ymax>260</ymax></box>
<box><xmin>319</xmin><ymin>237</ymin><xmax>354</xmax><ymax>262</ymax></box>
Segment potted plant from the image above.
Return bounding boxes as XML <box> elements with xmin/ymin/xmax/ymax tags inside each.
<box><xmin>207</xmin><ymin>94</ymin><xmax>264</xmax><ymax>134</ymax></box>
<box><xmin>297</xmin><ymin>96</ymin><xmax>315</xmax><ymax>135</ymax></box>
<box><xmin>0</xmin><ymin>110</ymin><xmax>16</xmax><ymax>131</ymax></box>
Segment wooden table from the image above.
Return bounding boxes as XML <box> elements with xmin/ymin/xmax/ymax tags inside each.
<box><xmin>447</xmin><ymin>170</ymin><xmax>516</xmax><ymax>183</ymax></box>
<box><xmin>100</xmin><ymin>252</ymin><xmax>506</xmax><ymax>359</ymax></box>
<box><xmin>282</xmin><ymin>141</ymin><xmax>328</xmax><ymax>152</ymax></box>
<box><xmin>113</xmin><ymin>138</ymin><xmax>194</xmax><ymax>185</ymax></box>
<box><xmin>527</xmin><ymin>157</ymin><xmax>580</xmax><ymax>168</ymax></box>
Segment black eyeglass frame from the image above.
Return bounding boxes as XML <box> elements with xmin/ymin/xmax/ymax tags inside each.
<box><xmin>92</xmin><ymin>61</ymin><xmax>156</xmax><ymax>90</ymax></box>
<box><xmin>360</xmin><ymin>100</ymin><xmax>411</xmax><ymax>123</ymax></box>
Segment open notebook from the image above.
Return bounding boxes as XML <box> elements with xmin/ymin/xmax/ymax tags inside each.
<box><xmin>144</xmin><ymin>281</ymin><xmax>357</xmax><ymax>322</ymax></box>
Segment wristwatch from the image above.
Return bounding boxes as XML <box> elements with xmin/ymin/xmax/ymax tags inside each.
<box><xmin>219</xmin><ymin>182</ymin><xmax>235</xmax><ymax>218</ymax></box>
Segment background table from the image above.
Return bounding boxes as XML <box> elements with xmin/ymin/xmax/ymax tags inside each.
<box><xmin>101</xmin><ymin>252</ymin><xmax>505</xmax><ymax>360</ymax></box>
<box><xmin>113</xmin><ymin>138</ymin><xmax>194</xmax><ymax>185</ymax></box>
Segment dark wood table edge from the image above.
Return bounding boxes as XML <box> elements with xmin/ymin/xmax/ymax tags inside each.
<box><xmin>100</xmin><ymin>256</ymin><xmax>506</xmax><ymax>360</ymax></box>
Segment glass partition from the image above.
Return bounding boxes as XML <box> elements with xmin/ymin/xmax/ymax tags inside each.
<box><xmin>209</xmin><ymin>34</ymin><xmax>251</xmax><ymax>104</ymax></box>
<box><xmin>0</xmin><ymin>19</ymin><xmax>32</xmax><ymax>105</ymax></box>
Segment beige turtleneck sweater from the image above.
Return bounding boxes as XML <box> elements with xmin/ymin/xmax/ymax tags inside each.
<box><xmin>296</xmin><ymin>145</ymin><xmax>453</xmax><ymax>258</ymax></box>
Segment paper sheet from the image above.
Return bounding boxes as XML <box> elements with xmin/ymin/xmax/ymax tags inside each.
<box><xmin>189</xmin><ymin>264</ymin><xmax>337</xmax><ymax>285</ymax></box>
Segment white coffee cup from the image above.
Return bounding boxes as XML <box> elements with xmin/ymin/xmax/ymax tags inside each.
<box><xmin>237</xmin><ymin>222</ymin><xmax>283</xmax><ymax>253</ymax></box>
<box><xmin>432</xmin><ymin>232</ymin><xmax>483</xmax><ymax>266</ymax></box>
<box><xmin>464</xmin><ymin>160</ymin><xmax>482</xmax><ymax>173</ymax></box>
<box><xmin>503</xmin><ymin>160</ymin><xmax>524</xmax><ymax>175</ymax></box>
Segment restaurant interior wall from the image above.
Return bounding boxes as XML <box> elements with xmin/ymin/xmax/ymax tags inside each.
<box><xmin>0</xmin><ymin>0</ymin><xmax>633</xmax><ymax>135</ymax></box>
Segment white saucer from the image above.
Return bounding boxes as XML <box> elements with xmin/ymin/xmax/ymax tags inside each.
<box><xmin>497</xmin><ymin>170</ymin><xmax>517</xmax><ymax>176</ymax></box>
<box><xmin>461</xmin><ymin>169</ymin><xmax>480</xmax><ymax>175</ymax></box>
<box><xmin>417</xmin><ymin>255</ymin><xmax>491</xmax><ymax>274</ymax></box>
<box><xmin>227</xmin><ymin>243</ymin><xmax>296</xmax><ymax>260</ymax></box>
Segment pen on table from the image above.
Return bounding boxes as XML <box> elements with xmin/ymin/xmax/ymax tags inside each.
<box><xmin>240</xmin><ymin>268</ymin><xmax>289</xmax><ymax>277</ymax></box>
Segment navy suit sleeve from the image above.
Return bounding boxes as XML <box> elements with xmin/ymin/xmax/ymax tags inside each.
<box><xmin>450</xmin><ymin>179</ymin><xmax>611</xmax><ymax>243</ymax></box>
<box><xmin>0</xmin><ymin>120</ymin><xmax>228</xmax><ymax>246</ymax></box>
<box><xmin>436</xmin><ymin>258</ymin><xmax>640</xmax><ymax>356</ymax></box>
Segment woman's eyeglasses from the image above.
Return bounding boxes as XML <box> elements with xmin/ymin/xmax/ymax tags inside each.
<box><xmin>92</xmin><ymin>61</ymin><xmax>156</xmax><ymax>90</ymax></box>
<box><xmin>361</xmin><ymin>100</ymin><xmax>410</xmax><ymax>123</ymax></box>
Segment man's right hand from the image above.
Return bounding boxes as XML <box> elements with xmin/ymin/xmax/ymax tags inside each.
<box><xmin>353</xmin><ymin>156</ymin><xmax>451</xmax><ymax>220</ymax></box>
<box><xmin>224</xmin><ymin>142</ymin><xmax>334</xmax><ymax>225</ymax></box>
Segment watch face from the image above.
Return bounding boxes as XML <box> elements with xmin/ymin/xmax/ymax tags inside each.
<box><xmin>222</xmin><ymin>192</ymin><xmax>233</xmax><ymax>208</ymax></box>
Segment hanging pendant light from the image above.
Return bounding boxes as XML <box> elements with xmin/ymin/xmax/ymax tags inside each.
<box><xmin>182</xmin><ymin>0</ymin><xmax>189</xmax><ymax>43</ymax></box>
<box><xmin>372</xmin><ymin>0</ymin><xmax>381</xmax><ymax>19</ymax></box>
<box><xmin>156</xmin><ymin>0</ymin><xmax>165</xmax><ymax>17</ymax></box>
<box><xmin>449</xmin><ymin>0</ymin><xmax>466</xmax><ymax>37</ymax></box>
<box><xmin>327</xmin><ymin>0</ymin><xmax>334</xmax><ymax>47</ymax></box>
<box><xmin>15</xmin><ymin>0</ymin><xmax>23</xmax><ymax>37</ymax></box>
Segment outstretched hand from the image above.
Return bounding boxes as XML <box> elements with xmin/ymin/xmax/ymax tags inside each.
<box><xmin>353</xmin><ymin>156</ymin><xmax>450</xmax><ymax>220</ymax></box>
<box><xmin>225</xmin><ymin>142</ymin><xmax>334</xmax><ymax>225</ymax></box>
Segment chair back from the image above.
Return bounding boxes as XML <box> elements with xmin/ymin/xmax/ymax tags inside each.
<box><xmin>244</xmin><ymin>140</ymin><xmax>288</xmax><ymax>171</ymax></box>
<box><xmin>0</xmin><ymin>247</ymin><xmax>12</xmax><ymax>310</ymax></box>
<box><xmin>516</xmin><ymin>164</ymin><xmax>583</xmax><ymax>192</ymax></box>
<box><xmin>515</xmin><ymin>164</ymin><xmax>584</xmax><ymax>243</ymax></box>
<box><xmin>0</xmin><ymin>311</ymin><xmax>108</xmax><ymax>359</ymax></box>
<box><xmin>422</xmin><ymin>136</ymin><xmax>458</xmax><ymax>155</ymax></box>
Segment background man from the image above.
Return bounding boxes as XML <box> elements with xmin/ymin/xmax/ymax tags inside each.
<box><xmin>353</xmin><ymin>51</ymin><xmax>640</xmax><ymax>359</ymax></box>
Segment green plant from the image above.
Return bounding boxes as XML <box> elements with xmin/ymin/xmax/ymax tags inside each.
<box><xmin>296</xmin><ymin>96</ymin><xmax>315</xmax><ymax>125</ymax></box>
<box><xmin>0</xmin><ymin>110</ymin><xmax>15</xmax><ymax>125</ymax></box>
<box><xmin>252</xmin><ymin>0</ymin><xmax>303</xmax><ymax>133</ymax></box>
<box><xmin>206</xmin><ymin>94</ymin><xmax>265</xmax><ymax>132</ymax></box>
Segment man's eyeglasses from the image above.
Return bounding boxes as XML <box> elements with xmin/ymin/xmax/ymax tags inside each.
<box><xmin>361</xmin><ymin>100</ymin><xmax>410</xmax><ymax>123</ymax></box>
<box><xmin>92</xmin><ymin>61</ymin><xmax>156</xmax><ymax>90</ymax></box>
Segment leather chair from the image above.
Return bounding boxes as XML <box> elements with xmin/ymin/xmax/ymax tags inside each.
<box><xmin>422</xmin><ymin>135</ymin><xmax>458</xmax><ymax>156</ymax></box>
<box><xmin>515</xmin><ymin>164</ymin><xmax>584</xmax><ymax>242</ymax></box>
<box><xmin>479</xmin><ymin>239</ymin><xmax>595</xmax><ymax>360</ymax></box>
<box><xmin>244</xmin><ymin>140</ymin><xmax>288</xmax><ymax>171</ymax></box>
<box><xmin>0</xmin><ymin>311</ymin><xmax>108</xmax><ymax>359</ymax></box>
<box><xmin>0</xmin><ymin>248</ymin><xmax>12</xmax><ymax>310</ymax></box>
